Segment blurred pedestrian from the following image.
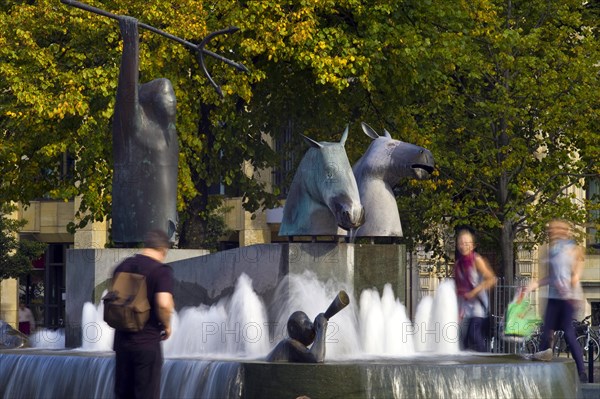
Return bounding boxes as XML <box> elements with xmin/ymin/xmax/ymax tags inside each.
<box><xmin>525</xmin><ymin>219</ymin><xmax>587</xmax><ymax>382</ymax></box>
<box><xmin>18</xmin><ymin>299</ymin><xmax>35</xmax><ymax>336</ymax></box>
<box><xmin>454</xmin><ymin>229</ymin><xmax>496</xmax><ymax>352</ymax></box>
<box><xmin>112</xmin><ymin>229</ymin><xmax>175</xmax><ymax>399</ymax></box>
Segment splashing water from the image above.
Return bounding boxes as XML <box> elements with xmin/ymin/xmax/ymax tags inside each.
<box><xmin>79</xmin><ymin>272</ymin><xmax>459</xmax><ymax>359</ymax></box>
<box><xmin>163</xmin><ymin>273</ymin><xmax>270</xmax><ymax>358</ymax></box>
<box><xmin>80</xmin><ymin>301</ymin><xmax>114</xmax><ymax>351</ymax></box>
<box><xmin>29</xmin><ymin>328</ymin><xmax>66</xmax><ymax>350</ymax></box>
<box><xmin>269</xmin><ymin>270</ymin><xmax>362</xmax><ymax>359</ymax></box>
<box><xmin>348</xmin><ymin>227</ymin><xmax>358</xmax><ymax>244</ymax></box>
<box><xmin>414</xmin><ymin>279</ymin><xmax>460</xmax><ymax>354</ymax></box>
<box><xmin>428</xmin><ymin>280</ymin><xmax>460</xmax><ymax>353</ymax></box>
<box><xmin>3</xmin><ymin>268</ymin><xmax>572</xmax><ymax>399</ymax></box>
<box><xmin>413</xmin><ymin>295</ymin><xmax>433</xmax><ymax>353</ymax></box>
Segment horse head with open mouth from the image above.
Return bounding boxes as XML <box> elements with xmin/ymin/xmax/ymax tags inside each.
<box><xmin>352</xmin><ymin>122</ymin><xmax>434</xmax><ymax>238</ymax></box>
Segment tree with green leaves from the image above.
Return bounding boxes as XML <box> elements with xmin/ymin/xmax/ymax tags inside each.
<box><xmin>1</xmin><ymin>1</ymin><xmax>598</xmax><ymax>282</ymax></box>
<box><xmin>0</xmin><ymin>204</ymin><xmax>47</xmax><ymax>280</ymax></box>
<box><xmin>388</xmin><ymin>0</ymin><xmax>600</xmax><ymax>281</ymax></box>
<box><xmin>0</xmin><ymin>0</ymin><xmax>281</xmax><ymax>248</ymax></box>
<box><xmin>234</xmin><ymin>0</ymin><xmax>599</xmax><ymax>281</ymax></box>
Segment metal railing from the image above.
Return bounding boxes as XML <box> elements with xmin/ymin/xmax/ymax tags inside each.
<box><xmin>487</xmin><ymin>277</ymin><xmax>536</xmax><ymax>353</ymax></box>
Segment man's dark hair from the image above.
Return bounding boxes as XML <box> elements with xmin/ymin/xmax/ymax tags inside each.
<box><xmin>144</xmin><ymin>229</ymin><xmax>171</xmax><ymax>250</ymax></box>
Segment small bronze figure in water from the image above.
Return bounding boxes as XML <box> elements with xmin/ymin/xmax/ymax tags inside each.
<box><xmin>266</xmin><ymin>291</ymin><xmax>349</xmax><ymax>363</ymax></box>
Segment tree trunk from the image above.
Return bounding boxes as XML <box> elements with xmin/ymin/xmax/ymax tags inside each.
<box><xmin>497</xmin><ymin>167</ymin><xmax>516</xmax><ymax>283</ymax></box>
<box><xmin>178</xmin><ymin>103</ymin><xmax>214</xmax><ymax>249</ymax></box>
<box><xmin>500</xmin><ymin>219</ymin><xmax>515</xmax><ymax>284</ymax></box>
<box><xmin>496</xmin><ymin>101</ymin><xmax>515</xmax><ymax>283</ymax></box>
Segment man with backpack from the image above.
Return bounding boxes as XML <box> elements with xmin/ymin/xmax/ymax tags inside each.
<box><xmin>111</xmin><ymin>229</ymin><xmax>174</xmax><ymax>399</ymax></box>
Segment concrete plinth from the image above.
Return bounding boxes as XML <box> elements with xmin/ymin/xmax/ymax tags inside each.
<box><xmin>164</xmin><ymin>243</ymin><xmax>406</xmax><ymax>312</ymax></box>
<box><xmin>65</xmin><ymin>248</ymin><xmax>208</xmax><ymax>347</ymax></box>
<box><xmin>65</xmin><ymin>243</ymin><xmax>406</xmax><ymax>348</ymax></box>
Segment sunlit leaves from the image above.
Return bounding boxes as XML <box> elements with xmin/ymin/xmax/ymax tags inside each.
<box><xmin>395</xmin><ymin>0</ymin><xmax>599</xmax><ymax>271</ymax></box>
<box><xmin>1</xmin><ymin>0</ymin><xmax>597</xmax><ymax>257</ymax></box>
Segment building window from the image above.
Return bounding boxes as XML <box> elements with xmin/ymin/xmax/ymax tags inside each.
<box><xmin>20</xmin><ymin>243</ymin><xmax>68</xmax><ymax>329</ymax></box>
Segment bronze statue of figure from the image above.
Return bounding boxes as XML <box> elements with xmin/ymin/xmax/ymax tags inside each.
<box><xmin>60</xmin><ymin>1</ymin><xmax>248</xmax><ymax>245</ymax></box>
<box><xmin>111</xmin><ymin>17</ymin><xmax>179</xmax><ymax>244</ymax></box>
<box><xmin>266</xmin><ymin>311</ymin><xmax>328</xmax><ymax>363</ymax></box>
<box><xmin>266</xmin><ymin>291</ymin><xmax>349</xmax><ymax>363</ymax></box>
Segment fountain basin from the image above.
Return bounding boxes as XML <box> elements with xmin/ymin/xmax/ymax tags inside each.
<box><xmin>0</xmin><ymin>350</ymin><xmax>580</xmax><ymax>398</ymax></box>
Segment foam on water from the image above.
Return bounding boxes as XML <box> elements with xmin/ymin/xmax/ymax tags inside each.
<box><xmin>29</xmin><ymin>328</ymin><xmax>66</xmax><ymax>350</ymax></box>
<box><xmin>428</xmin><ymin>279</ymin><xmax>460</xmax><ymax>354</ymax></box>
<box><xmin>80</xmin><ymin>301</ymin><xmax>113</xmax><ymax>351</ymax></box>
<box><xmin>413</xmin><ymin>295</ymin><xmax>433</xmax><ymax>352</ymax></box>
<box><xmin>163</xmin><ymin>273</ymin><xmax>270</xmax><ymax>358</ymax></box>
<box><xmin>76</xmin><ymin>272</ymin><xmax>459</xmax><ymax>359</ymax></box>
<box><xmin>413</xmin><ymin>279</ymin><xmax>460</xmax><ymax>354</ymax></box>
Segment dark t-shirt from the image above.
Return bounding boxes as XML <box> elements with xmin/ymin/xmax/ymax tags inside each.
<box><xmin>112</xmin><ymin>254</ymin><xmax>174</xmax><ymax>350</ymax></box>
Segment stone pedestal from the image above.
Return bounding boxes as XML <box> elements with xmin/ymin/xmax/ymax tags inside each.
<box><xmin>354</xmin><ymin>243</ymin><xmax>407</xmax><ymax>300</ymax></box>
<box><xmin>166</xmin><ymin>243</ymin><xmax>406</xmax><ymax>309</ymax></box>
<box><xmin>65</xmin><ymin>248</ymin><xmax>208</xmax><ymax>347</ymax></box>
<box><xmin>65</xmin><ymin>243</ymin><xmax>406</xmax><ymax>347</ymax></box>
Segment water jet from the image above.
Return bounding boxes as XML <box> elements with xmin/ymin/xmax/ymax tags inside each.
<box><xmin>1</xmin><ymin>265</ymin><xmax>581</xmax><ymax>398</ymax></box>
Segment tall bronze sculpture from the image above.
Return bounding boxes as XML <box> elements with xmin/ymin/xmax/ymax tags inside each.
<box><xmin>61</xmin><ymin>0</ymin><xmax>247</xmax><ymax>245</ymax></box>
<box><xmin>111</xmin><ymin>16</ymin><xmax>179</xmax><ymax>244</ymax></box>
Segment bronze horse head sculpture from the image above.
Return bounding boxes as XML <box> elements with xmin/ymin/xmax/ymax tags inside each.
<box><xmin>352</xmin><ymin>122</ymin><xmax>434</xmax><ymax>237</ymax></box>
<box><xmin>279</xmin><ymin>127</ymin><xmax>365</xmax><ymax>237</ymax></box>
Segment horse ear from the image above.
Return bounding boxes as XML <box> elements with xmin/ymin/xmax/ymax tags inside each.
<box><xmin>361</xmin><ymin>122</ymin><xmax>380</xmax><ymax>140</ymax></box>
<box><xmin>340</xmin><ymin>125</ymin><xmax>349</xmax><ymax>146</ymax></box>
<box><xmin>383</xmin><ymin>129</ymin><xmax>392</xmax><ymax>138</ymax></box>
<box><xmin>301</xmin><ymin>134</ymin><xmax>323</xmax><ymax>148</ymax></box>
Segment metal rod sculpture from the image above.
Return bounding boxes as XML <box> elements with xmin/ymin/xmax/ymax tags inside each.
<box><xmin>60</xmin><ymin>0</ymin><xmax>248</xmax><ymax>97</ymax></box>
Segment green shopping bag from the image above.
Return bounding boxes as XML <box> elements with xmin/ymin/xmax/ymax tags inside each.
<box><xmin>504</xmin><ymin>291</ymin><xmax>541</xmax><ymax>339</ymax></box>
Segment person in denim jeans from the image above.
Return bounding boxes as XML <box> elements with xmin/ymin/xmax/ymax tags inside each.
<box><xmin>526</xmin><ymin>219</ymin><xmax>587</xmax><ymax>382</ymax></box>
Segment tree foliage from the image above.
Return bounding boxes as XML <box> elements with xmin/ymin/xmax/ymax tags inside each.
<box><xmin>1</xmin><ymin>1</ymin><xmax>598</xmax><ymax>279</ymax></box>
<box><xmin>0</xmin><ymin>0</ymin><xmax>281</xmax><ymax>247</ymax></box>
<box><xmin>0</xmin><ymin>204</ymin><xmax>47</xmax><ymax>280</ymax></box>
<box><xmin>235</xmin><ymin>0</ymin><xmax>599</xmax><ymax>279</ymax></box>
<box><xmin>391</xmin><ymin>0</ymin><xmax>600</xmax><ymax>280</ymax></box>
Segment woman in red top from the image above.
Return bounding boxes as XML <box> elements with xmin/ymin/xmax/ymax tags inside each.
<box><xmin>454</xmin><ymin>229</ymin><xmax>496</xmax><ymax>352</ymax></box>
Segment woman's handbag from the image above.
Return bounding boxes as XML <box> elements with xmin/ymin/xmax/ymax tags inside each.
<box><xmin>503</xmin><ymin>290</ymin><xmax>541</xmax><ymax>340</ymax></box>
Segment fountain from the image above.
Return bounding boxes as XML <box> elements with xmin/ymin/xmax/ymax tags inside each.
<box><xmin>0</xmin><ymin>119</ymin><xmax>583</xmax><ymax>397</ymax></box>
<box><xmin>0</xmin><ymin>271</ymin><xmax>580</xmax><ymax>398</ymax></box>
<box><xmin>0</xmin><ymin>2</ymin><xmax>583</xmax><ymax>396</ymax></box>
<box><xmin>0</xmin><ymin>124</ymin><xmax>583</xmax><ymax>397</ymax></box>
